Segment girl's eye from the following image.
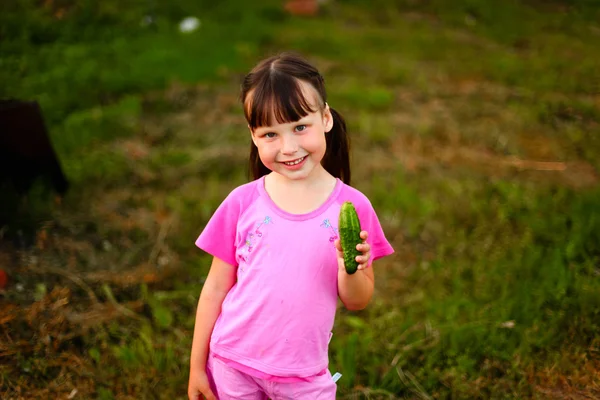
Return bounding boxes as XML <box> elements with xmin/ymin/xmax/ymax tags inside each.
<box><xmin>264</xmin><ymin>132</ymin><xmax>276</xmax><ymax>138</ymax></box>
<box><xmin>295</xmin><ymin>125</ymin><xmax>307</xmax><ymax>132</ymax></box>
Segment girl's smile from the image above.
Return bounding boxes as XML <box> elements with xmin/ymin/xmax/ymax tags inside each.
<box><xmin>280</xmin><ymin>155</ymin><xmax>308</xmax><ymax>168</ymax></box>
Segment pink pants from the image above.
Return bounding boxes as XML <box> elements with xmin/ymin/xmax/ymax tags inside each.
<box><xmin>206</xmin><ymin>353</ymin><xmax>337</xmax><ymax>399</ymax></box>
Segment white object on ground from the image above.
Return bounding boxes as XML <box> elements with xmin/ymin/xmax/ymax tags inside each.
<box><xmin>179</xmin><ymin>17</ymin><xmax>201</xmax><ymax>33</ymax></box>
<box><xmin>140</xmin><ymin>15</ymin><xmax>154</xmax><ymax>27</ymax></box>
<box><xmin>332</xmin><ymin>372</ymin><xmax>342</xmax><ymax>383</ymax></box>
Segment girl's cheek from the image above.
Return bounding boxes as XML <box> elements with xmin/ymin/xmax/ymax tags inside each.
<box><xmin>260</xmin><ymin>147</ymin><xmax>277</xmax><ymax>164</ymax></box>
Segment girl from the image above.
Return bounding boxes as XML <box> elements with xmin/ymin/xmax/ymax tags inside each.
<box><xmin>188</xmin><ymin>52</ymin><xmax>394</xmax><ymax>400</ymax></box>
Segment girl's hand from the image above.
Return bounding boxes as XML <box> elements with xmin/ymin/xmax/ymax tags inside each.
<box><xmin>188</xmin><ymin>369</ymin><xmax>216</xmax><ymax>400</ymax></box>
<box><xmin>334</xmin><ymin>230</ymin><xmax>371</xmax><ymax>272</ymax></box>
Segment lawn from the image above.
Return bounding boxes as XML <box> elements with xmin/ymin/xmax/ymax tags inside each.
<box><xmin>1</xmin><ymin>0</ymin><xmax>599</xmax><ymax>398</ymax></box>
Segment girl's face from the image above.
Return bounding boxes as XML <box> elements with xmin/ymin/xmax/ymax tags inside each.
<box><xmin>249</xmin><ymin>82</ymin><xmax>333</xmax><ymax>182</ymax></box>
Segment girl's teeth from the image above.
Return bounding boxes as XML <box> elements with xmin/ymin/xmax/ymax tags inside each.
<box><xmin>285</xmin><ymin>156</ymin><xmax>305</xmax><ymax>166</ymax></box>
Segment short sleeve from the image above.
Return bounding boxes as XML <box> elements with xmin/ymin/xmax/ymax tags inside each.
<box><xmin>356</xmin><ymin>200</ymin><xmax>394</xmax><ymax>267</ymax></box>
<box><xmin>195</xmin><ymin>189</ymin><xmax>241</xmax><ymax>267</ymax></box>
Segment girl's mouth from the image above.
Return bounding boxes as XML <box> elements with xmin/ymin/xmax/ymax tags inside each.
<box><xmin>281</xmin><ymin>155</ymin><xmax>307</xmax><ymax>166</ymax></box>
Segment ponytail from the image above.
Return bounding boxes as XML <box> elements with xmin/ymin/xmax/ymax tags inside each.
<box><xmin>248</xmin><ymin>142</ymin><xmax>270</xmax><ymax>182</ymax></box>
<box><xmin>247</xmin><ymin>107</ymin><xmax>351</xmax><ymax>185</ymax></box>
<box><xmin>322</xmin><ymin>108</ymin><xmax>351</xmax><ymax>185</ymax></box>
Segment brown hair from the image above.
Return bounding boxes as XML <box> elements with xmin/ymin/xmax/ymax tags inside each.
<box><xmin>241</xmin><ymin>52</ymin><xmax>351</xmax><ymax>185</ymax></box>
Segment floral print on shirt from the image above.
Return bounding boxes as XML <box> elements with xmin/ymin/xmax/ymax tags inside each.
<box><xmin>320</xmin><ymin>218</ymin><xmax>339</xmax><ymax>248</ymax></box>
<box><xmin>240</xmin><ymin>216</ymin><xmax>273</xmax><ymax>265</ymax></box>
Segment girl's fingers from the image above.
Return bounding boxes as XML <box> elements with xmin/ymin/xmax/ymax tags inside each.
<box><xmin>355</xmin><ymin>253</ymin><xmax>370</xmax><ymax>265</ymax></box>
<box><xmin>356</xmin><ymin>243</ymin><xmax>370</xmax><ymax>252</ymax></box>
<box><xmin>334</xmin><ymin>239</ymin><xmax>343</xmax><ymax>252</ymax></box>
<box><xmin>202</xmin><ymin>389</ymin><xmax>216</xmax><ymax>400</ymax></box>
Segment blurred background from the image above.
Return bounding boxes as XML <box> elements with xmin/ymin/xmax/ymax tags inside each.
<box><xmin>1</xmin><ymin>0</ymin><xmax>600</xmax><ymax>398</ymax></box>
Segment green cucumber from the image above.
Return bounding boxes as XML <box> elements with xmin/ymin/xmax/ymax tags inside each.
<box><xmin>339</xmin><ymin>201</ymin><xmax>362</xmax><ymax>274</ymax></box>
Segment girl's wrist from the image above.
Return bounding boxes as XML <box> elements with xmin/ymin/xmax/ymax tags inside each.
<box><xmin>338</xmin><ymin>266</ymin><xmax>366</xmax><ymax>279</ymax></box>
<box><xmin>190</xmin><ymin>358</ymin><xmax>207</xmax><ymax>371</ymax></box>
<box><xmin>190</xmin><ymin>348</ymin><xmax>209</xmax><ymax>369</ymax></box>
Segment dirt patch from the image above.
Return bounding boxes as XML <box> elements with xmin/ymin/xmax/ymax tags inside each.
<box><xmin>531</xmin><ymin>356</ymin><xmax>600</xmax><ymax>400</ymax></box>
<box><xmin>391</xmin><ymin>133</ymin><xmax>598</xmax><ymax>189</ymax></box>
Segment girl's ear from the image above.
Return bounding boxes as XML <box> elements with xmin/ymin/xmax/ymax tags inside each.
<box><xmin>324</xmin><ymin>103</ymin><xmax>334</xmax><ymax>133</ymax></box>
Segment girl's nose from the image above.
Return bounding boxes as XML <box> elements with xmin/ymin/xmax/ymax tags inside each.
<box><xmin>281</xmin><ymin>136</ymin><xmax>298</xmax><ymax>155</ymax></box>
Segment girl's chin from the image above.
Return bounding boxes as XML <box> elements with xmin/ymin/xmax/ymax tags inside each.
<box><xmin>276</xmin><ymin>164</ymin><xmax>324</xmax><ymax>181</ymax></box>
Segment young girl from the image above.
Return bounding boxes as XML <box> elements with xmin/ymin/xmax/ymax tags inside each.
<box><xmin>188</xmin><ymin>52</ymin><xmax>394</xmax><ymax>400</ymax></box>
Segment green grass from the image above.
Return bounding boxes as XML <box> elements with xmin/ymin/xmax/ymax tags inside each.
<box><xmin>1</xmin><ymin>0</ymin><xmax>280</xmax><ymax>189</ymax></box>
<box><xmin>1</xmin><ymin>0</ymin><xmax>600</xmax><ymax>398</ymax></box>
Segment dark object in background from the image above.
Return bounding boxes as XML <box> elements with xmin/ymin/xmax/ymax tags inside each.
<box><xmin>0</xmin><ymin>99</ymin><xmax>69</xmax><ymax>196</ymax></box>
<box><xmin>0</xmin><ymin>99</ymin><xmax>69</xmax><ymax>238</ymax></box>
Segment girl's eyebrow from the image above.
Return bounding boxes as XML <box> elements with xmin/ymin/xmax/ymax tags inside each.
<box><xmin>253</xmin><ymin>126</ymin><xmax>278</xmax><ymax>136</ymax></box>
<box><xmin>255</xmin><ymin>116</ymin><xmax>311</xmax><ymax>133</ymax></box>
<box><xmin>292</xmin><ymin>116</ymin><xmax>311</xmax><ymax>125</ymax></box>
<box><xmin>253</xmin><ymin>125</ymin><xmax>274</xmax><ymax>132</ymax></box>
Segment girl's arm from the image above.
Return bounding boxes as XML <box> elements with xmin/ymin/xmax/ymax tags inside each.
<box><xmin>188</xmin><ymin>257</ymin><xmax>237</xmax><ymax>397</ymax></box>
<box><xmin>335</xmin><ymin>231</ymin><xmax>374</xmax><ymax>310</ymax></box>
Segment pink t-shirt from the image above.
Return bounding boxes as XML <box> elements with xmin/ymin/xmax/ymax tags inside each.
<box><xmin>195</xmin><ymin>175</ymin><xmax>394</xmax><ymax>381</ymax></box>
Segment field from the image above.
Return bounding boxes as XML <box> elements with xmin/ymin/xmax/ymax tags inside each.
<box><xmin>1</xmin><ymin>0</ymin><xmax>599</xmax><ymax>398</ymax></box>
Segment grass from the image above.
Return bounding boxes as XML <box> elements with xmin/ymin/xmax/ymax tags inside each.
<box><xmin>1</xmin><ymin>0</ymin><xmax>599</xmax><ymax>398</ymax></box>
